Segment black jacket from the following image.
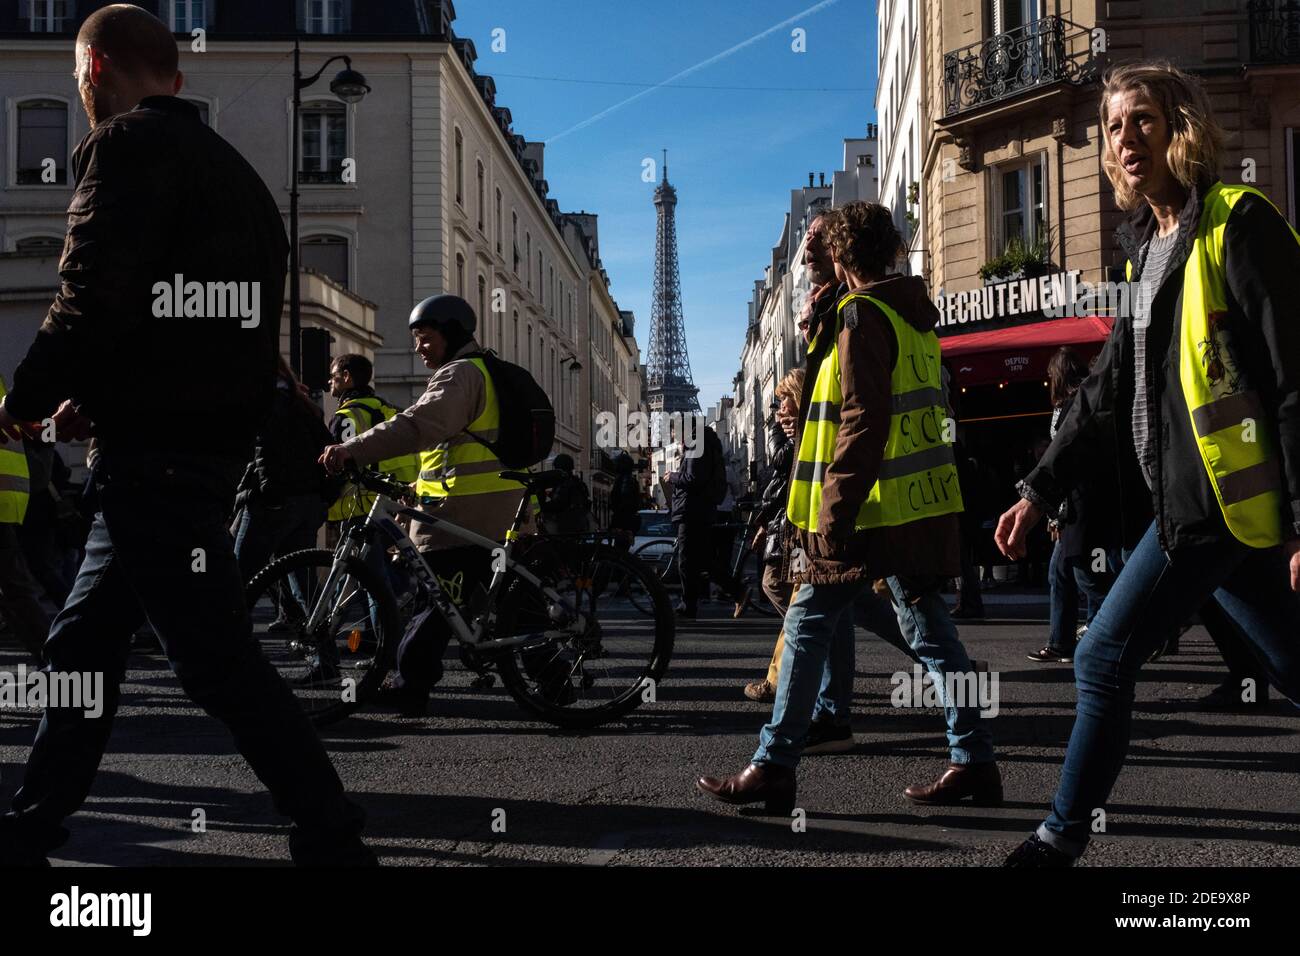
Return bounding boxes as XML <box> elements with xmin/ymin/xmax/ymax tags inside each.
<box><xmin>755</xmin><ymin>420</ymin><xmax>794</xmax><ymax>537</ymax></box>
<box><xmin>670</xmin><ymin>425</ymin><xmax>724</xmax><ymax>524</ymax></box>
<box><xmin>6</xmin><ymin>97</ymin><xmax>287</xmax><ymax>460</ymax></box>
<box><xmin>239</xmin><ymin>383</ymin><xmax>337</xmax><ymax>507</ymax></box>
<box><xmin>1025</xmin><ymin>178</ymin><xmax>1300</xmax><ymax>550</ymax></box>
<box><xmin>608</xmin><ymin>468</ymin><xmax>641</xmax><ymax>532</ymax></box>
<box><xmin>1052</xmin><ymin>391</ymin><xmax>1125</xmax><ymax>559</ymax></box>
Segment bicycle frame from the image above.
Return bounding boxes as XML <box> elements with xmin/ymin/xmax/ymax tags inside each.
<box><xmin>305</xmin><ymin>487</ymin><xmax>586</xmax><ymax>654</ymax></box>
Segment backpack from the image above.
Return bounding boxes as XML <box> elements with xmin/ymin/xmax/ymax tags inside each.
<box><xmin>464</xmin><ymin>351</ymin><xmax>555</xmax><ymax>468</ymax></box>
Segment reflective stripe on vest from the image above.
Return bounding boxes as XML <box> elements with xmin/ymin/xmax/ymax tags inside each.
<box><xmin>786</xmin><ymin>293</ymin><xmax>964</xmax><ymax>533</ymax></box>
<box><xmin>1125</xmin><ymin>183</ymin><xmax>1297</xmax><ymax>548</ymax></box>
<box><xmin>415</xmin><ymin>357</ymin><xmax>525</xmax><ymax>501</ymax></box>
<box><xmin>0</xmin><ymin>376</ymin><xmax>30</xmax><ymax>526</ymax></box>
<box><xmin>327</xmin><ymin>395</ymin><xmax>421</xmax><ymax>521</ymax></box>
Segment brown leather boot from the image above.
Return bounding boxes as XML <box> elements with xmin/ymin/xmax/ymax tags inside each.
<box><xmin>904</xmin><ymin>761</ymin><xmax>1003</xmax><ymax>806</ymax></box>
<box><xmin>697</xmin><ymin>763</ymin><xmax>796</xmax><ymax>814</ymax></box>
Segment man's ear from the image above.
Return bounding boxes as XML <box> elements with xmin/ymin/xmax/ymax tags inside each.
<box><xmin>85</xmin><ymin>45</ymin><xmax>108</xmax><ymax>85</ymax></box>
<box><xmin>172</xmin><ymin>70</ymin><xmax>185</xmax><ymax>95</ymax></box>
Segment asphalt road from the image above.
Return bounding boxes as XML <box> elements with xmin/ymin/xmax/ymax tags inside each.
<box><xmin>1</xmin><ymin>593</ymin><xmax>1297</xmax><ymax>867</ymax></box>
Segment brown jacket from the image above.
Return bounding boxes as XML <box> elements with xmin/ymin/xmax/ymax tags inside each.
<box><xmin>790</xmin><ymin>276</ymin><xmax>961</xmax><ymax>585</ymax></box>
<box><xmin>341</xmin><ymin>339</ymin><xmax>528</xmax><ymax>551</ymax></box>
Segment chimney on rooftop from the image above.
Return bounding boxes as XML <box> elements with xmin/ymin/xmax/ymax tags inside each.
<box><xmin>819</xmin><ymin>172</ymin><xmax>825</xmax><ymax>187</ymax></box>
<box><xmin>808</xmin><ymin>172</ymin><xmax>814</xmax><ymax>187</ymax></box>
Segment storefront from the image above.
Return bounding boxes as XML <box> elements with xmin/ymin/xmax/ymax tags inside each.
<box><xmin>935</xmin><ymin>267</ymin><xmax>1114</xmax><ymax>517</ymax></box>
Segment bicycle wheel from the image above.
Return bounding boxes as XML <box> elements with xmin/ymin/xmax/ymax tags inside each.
<box><xmin>246</xmin><ymin>548</ymin><xmax>401</xmax><ymax>727</ymax></box>
<box><xmin>494</xmin><ymin>540</ymin><xmax>674</xmax><ymax>729</ymax></box>
<box><xmin>629</xmin><ymin>538</ymin><xmax>676</xmax><ymax>616</ymax></box>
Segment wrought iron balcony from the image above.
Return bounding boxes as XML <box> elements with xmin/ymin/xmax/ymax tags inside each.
<box><xmin>1248</xmin><ymin>0</ymin><xmax>1300</xmax><ymax>64</ymax></box>
<box><xmin>943</xmin><ymin>16</ymin><xmax>1101</xmax><ymax>118</ymax></box>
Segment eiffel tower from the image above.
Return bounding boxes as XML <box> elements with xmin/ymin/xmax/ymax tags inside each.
<box><xmin>645</xmin><ymin>151</ymin><xmax>700</xmax><ymax>415</ymax></box>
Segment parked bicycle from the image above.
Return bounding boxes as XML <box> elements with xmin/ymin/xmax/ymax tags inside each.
<box><xmin>246</xmin><ymin>467</ymin><xmax>675</xmax><ymax>729</ymax></box>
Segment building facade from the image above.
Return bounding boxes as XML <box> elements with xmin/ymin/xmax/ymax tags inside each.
<box><xmin>919</xmin><ymin>0</ymin><xmax>1300</xmax><ymax>485</ymax></box>
<box><xmin>0</xmin><ymin>0</ymin><xmax>647</xmax><ymax>485</ymax></box>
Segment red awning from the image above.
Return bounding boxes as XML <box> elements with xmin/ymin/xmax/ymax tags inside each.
<box><xmin>941</xmin><ymin>316</ymin><xmax>1114</xmax><ymax>385</ymax></box>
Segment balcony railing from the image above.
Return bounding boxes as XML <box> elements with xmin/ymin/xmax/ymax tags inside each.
<box><xmin>1248</xmin><ymin>0</ymin><xmax>1300</xmax><ymax>64</ymax></box>
<box><xmin>943</xmin><ymin>16</ymin><xmax>1101</xmax><ymax>118</ymax></box>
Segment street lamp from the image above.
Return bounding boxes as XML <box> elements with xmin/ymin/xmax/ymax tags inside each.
<box><xmin>288</xmin><ymin>38</ymin><xmax>371</xmax><ymax>375</ymax></box>
<box><xmin>561</xmin><ymin>352</ymin><xmax>583</xmax><ymax>373</ymax></box>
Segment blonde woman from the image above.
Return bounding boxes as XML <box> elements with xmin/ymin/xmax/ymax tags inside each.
<box><xmin>997</xmin><ymin>61</ymin><xmax>1300</xmax><ymax>866</ymax></box>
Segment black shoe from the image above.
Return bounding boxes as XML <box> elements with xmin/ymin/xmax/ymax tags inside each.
<box><xmin>1027</xmin><ymin>645</ymin><xmax>1073</xmax><ymax>663</ymax></box>
<box><xmin>804</xmin><ymin>717</ymin><xmax>855</xmax><ymax>755</ymax></box>
<box><xmin>951</xmin><ymin>605</ymin><xmax>985</xmax><ymax>620</ymax></box>
<box><xmin>0</xmin><ymin>814</ymin><xmax>55</xmax><ymax>867</ymax></box>
<box><xmin>376</xmin><ymin>677</ymin><xmax>430</xmax><ymax>718</ymax></box>
<box><xmin>288</xmin><ymin>828</ymin><xmax>378</xmax><ymax>866</ymax></box>
<box><xmin>1004</xmin><ymin>833</ymin><xmax>1075</xmax><ymax>868</ymax></box>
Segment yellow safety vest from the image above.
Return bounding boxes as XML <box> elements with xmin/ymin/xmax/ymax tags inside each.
<box><xmin>0</xmin><ymin>376</ymin><xmax>31</xmax><ymax>526</ymax></box>
<box><xmin>415</xmin><ymin>357</ymin><xmax>525</xmax><ymax>502</ymax></box>
<box><xmin>327</xmin><ymin>394</ymin><xmax>421</xmax><ymax>521</ymax></box>
<box><xmin>1125</xmin><ymin>183</ymin><xmax>1298</xmax><ymax>548</ymax></box>
<box><xmin>787</xmin><ymin>293</ymin><xmax>963</xmax><ymax>532</ymax></box>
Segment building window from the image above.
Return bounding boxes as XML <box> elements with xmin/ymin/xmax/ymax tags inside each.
<box><xmin>512</xmin><ymin>211</ymin><xmax>519</xmax><ymax>273</ymax></box>
<box><xmin>525</xmin><ymin>233</ymin><xmax>532</xmax><ymax>289</ymax></box>
<box><xmin>304</xmin><ymin>0</ymin><xmax>345</xmax><ymax>34</ymax></box>
<box><xmin>990</xmin><ymin>0</ymin><xmax>1041</xmax><ymax>36</ymax></box>
<box><xmin>454</xmin><ymin>127</ymin><xmax>464</xmax><ymax>206</ymax></box>
<box><xmin>527</xmin><ymin>322</ymin><xmax>533</xmax><ymax>370</ymax></box>
<box><xmin>475</xmin><ymin>160</ymin><xmax>485</xmax><ymax>231</ymax></box>
<box><xmin>537</xmin><ymin>252</ymin><xmax>543</xmax><ymax>304</ymax></box>
<box><xmin>512</xmin><ymin>310</ymin><xmax>519</xmax><ymax>362</ymax></box>
<box><xmin>455</xmin><ymin>252</ymin><xmax>465</xmax><ymax>296</ymax></box>
<box><xmin>996</xmin><ymin>154</ymin><xmax>1047</xmax><ymax>251</ymax></box>
<box><xmin>495</xmin><ymin>187</ymin><xmax>503</xmax><ymax>253</ymax></box>
<box><xmin>27</xmin><ymin>0</ymin><xmax>70</xmax><ymax>32</ymax></box>
<box><xmin>477</xmin><ymin>274</ymin><xmax>488</xmax><ymax>335</ymax></box>
<box><xmin>495</xmin><ymin>307</ymin><xmax>504</xmax><ymax>354</ymax></box>
<box><xmin>299</xmin><ymin>103</ymin><xmax>346</xmax><ymax>183</ymax></box>
<box><xmin>300</xmin><ymin>234</ymin><xmax>348</xmax><ymax>288</ymax></box>
<box><xmin>14</xmin><ymin>235</ymin><xmax>62</xmax><ymax>255</ymax></box>
<box><xmin>169</xmin><ymin>0</ymin><xmax>207</xmax><ymax>32</ymax></box>
<box><xmin>15</xmin><ymin>99</ymin><xmax>67</xmax><ymax>185</ymax></box>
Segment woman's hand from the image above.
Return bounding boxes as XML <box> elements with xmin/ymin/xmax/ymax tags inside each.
<box><xmin>1286</xmin><ymin>538</ymin><xmax>1300</xmax><ymax>592</ymax></box>
<box><xmin>995</xmin><ymin>498</ymin><xmax>1044</xmax><ymax>560</ymax></box>
<box><xmin>750</xmin><ymin>527</ymin><xmax>766</xmax><ymax>554</ymax></box>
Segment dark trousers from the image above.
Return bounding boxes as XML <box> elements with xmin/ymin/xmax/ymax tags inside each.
<box><xmin>0</xmin><ymin>523</ymin><xmax>51</xmax><ymax>660</ymax></box>
<box><xmin>392</xmin><ymin>545</ymin><xmax>490</xmax><ymax>696</ymax></box>
<box><xmin>674</xmin><ymin>520</ymin><xmax>712</xmax><ymax>611</ymax></box>
<box><xmin>8</xmin><ymin>452</ymin><xmax>363</xmax><ymax>858</ymax></box>
<box><xmin>955</xmin><ymin>522</ymin><xmax>984</xmax><ymax>613</ymax></box>
<box><xmin>1200</xmin><ymin>597</ymin><xmax>1270</xmax><ymax>696</ymax></box>
<box><xmin>18</xmin><ymin>517</ymin><xmax>78</xmax><ymax>610</ymax></box>
<box><xmin>232</xmin><ymin>493</ymin><xmax>326</xmax><ymax>584</ymax></box>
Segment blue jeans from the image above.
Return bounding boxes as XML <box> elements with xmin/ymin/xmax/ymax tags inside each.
<box><xmin>8</xmin><ymin>451</ymin><xmax>363</xmax><ymax>853</ymax></box>
<box><xmin>1038</xmin><ymin>520</ymin><xmax>1300</xmax><ymax>856</ymax></box>
<box><xmin>1048</xmin><ymin>541</ymin><xmax>1113</xmax><ymax>650</ymax></box>
<box><xmin>754</xmin><ymin>576</ymin><xmax>994</xmax><ymax>769</ymax></box>
<box><xmin>233</xmin><ymin>494</ymin><xmax>326</xmax><ymax>585</ymax></box>
<box><xmin>808</xmin><ymin>588</ymin><xmax>918</xmax><ymax>727</ymax></box>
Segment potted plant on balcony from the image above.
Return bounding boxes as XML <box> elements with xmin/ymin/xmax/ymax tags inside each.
<box><xmin>979</xmin><ymin>228</ymin><xmax>1054</xmax><ymax>284</ymax></box>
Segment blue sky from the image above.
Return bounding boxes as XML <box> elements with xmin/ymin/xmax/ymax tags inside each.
<box><xmin>452</xmin><ymin>0</ymin><xmax>877</xmax><ymax>409</ymax></box>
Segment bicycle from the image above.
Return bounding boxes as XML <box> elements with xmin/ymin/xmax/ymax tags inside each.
<box><xmin>245</xmin><ymin>467</ymin><xmax>675</xmax><ymax>729</ymax></box>
<box><xmin>627</xmin><ymin>513</ymin><xmax>779</xmax><ymax>619</ymax></box>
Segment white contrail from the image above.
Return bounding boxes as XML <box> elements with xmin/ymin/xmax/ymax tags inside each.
<box><xmin>543</xmin><ymin>0</ymin><xmax>843</xmax><ymax>145</ymax></box>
